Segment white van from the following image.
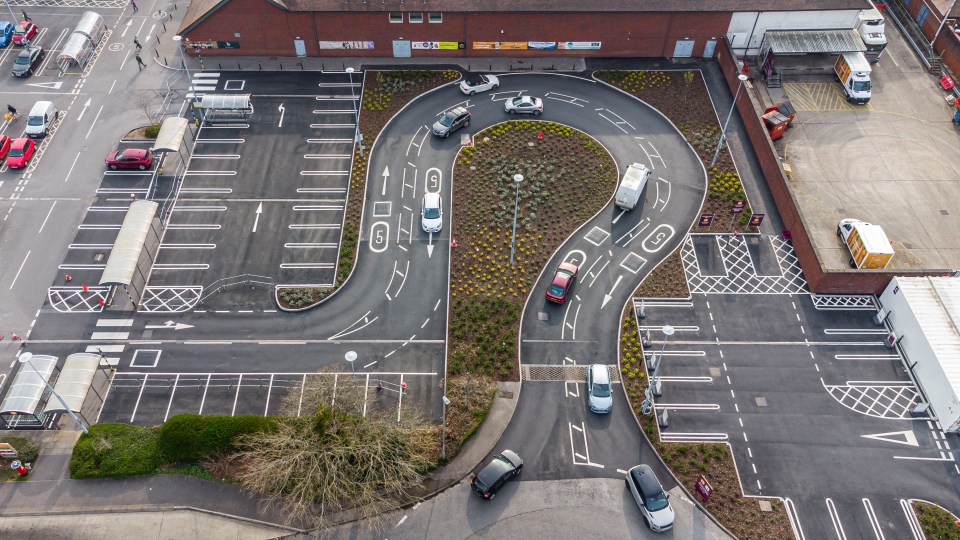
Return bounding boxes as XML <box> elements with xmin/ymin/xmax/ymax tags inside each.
<box><xmin>615</xmin><ymin>162</ymin><xmax>650</xmax><ymax>210</ymax></box>
<box><xmin>25</xmin><ymin>101</ymin><xmax>59</xmax><ymax>138</ymax></box>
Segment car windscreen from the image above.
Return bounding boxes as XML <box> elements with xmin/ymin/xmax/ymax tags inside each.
<box><xmin>423</xmin><ymin>207</ymin><xmax>440</xmax><ymax>219</ymax></box>
<box><xmin>592</xmin><ymin>383</ymin><xmax>611</xmax><ymax>398</ymax></box>
<box><xmin>15</xmin><ymin>55</ymin><xmax>30</xmax><ymax>65</ymax></box>
<box><xmin>646</xmin><ymin>489</ymin><xmax>669</xmax><ymax>511</ymax></box>
<box><xmin>853</xmin><ymin>80</ymin><xmax>871</xmax><ymax>92</ymax></box>
<box><xmin>9</xmin><ymin>148</ymin><xmax>22</xmax><ymax>157</ymax></box>
<box><xmin>438</xmin><ymin>114</ymin><xmax>454</xmax><ymax>127</ymax></box>
<box><xmin>27</xmin><ymin>116</ymin><xmax>43</xmax><ymax>126</ymax></box>
<box><xmin>548</xmin><ymin>284</ymin><xmax>565</xmax><ymax>297</ymax></box>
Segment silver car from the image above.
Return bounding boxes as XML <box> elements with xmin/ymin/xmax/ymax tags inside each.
<box><xmin>626</xmin><ymin>464</ymin><xmax>675</xmax><ymax>532</ymax></box>
<box><xmin>504</xmin><ymin>96</ymin><xmax>543</xmax><ymax>115</ymax></box>
<box><xmin>586</xmin><ymin>364</ymin><xmax>613</xmax><ymax>413</ymax></box>
<box><xmin>432</xmin><ymin>107</ymin><xmax>471</xmax><ymax>138</ymax></box>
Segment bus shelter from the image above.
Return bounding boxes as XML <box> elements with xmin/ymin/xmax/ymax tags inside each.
<box><xmin>0</xmin><ymin>355</ymin><xmax>57</xmax><ymax>429</ymax></box>
<box><xmin>194</xmin><ymin>94</ymin><xmax>253</xmax><ymax>124</ymax></box>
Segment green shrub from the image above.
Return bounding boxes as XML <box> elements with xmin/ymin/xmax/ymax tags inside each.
<box><xmin>143</xmin><ymin>124</ymin><xmax>161</xmax><ymax>138</ymax></box>
<box><xmin>0</xmin><ymin>436</ymin><xmax>39</xmax><ymax>463</ymax></box>
<box><xmin>70</xmin><ymin>423</ymin><xmax>159</xmax><ymax>478</ymax></box>
<box><xmin>157</xmin><ymin>414</ymin><xmax>276</xmax><ymax>463</ymax></box>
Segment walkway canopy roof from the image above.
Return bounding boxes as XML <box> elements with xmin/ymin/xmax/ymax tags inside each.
<box><xmin>0</xmin><ymin>355</ymin><xmax>57</xmax><ymax>415</ymax></box>
<box><xmin>75</xmin><ymin>11</ymin><xmax>105</xmax><ymax>42</ymax></box>
<box><xmin>99</xmin><ymin>200</ymin><xmax>159</xmax><ymax>287</ymax></box>
<box><xmin>764</xmin><ymin>29</ymin><xmax>866</xmax><ymax>55</ymax></box>
<box><xmin>197</xmin><ymin>94</ymin><xmax>252</xmax><ymax>111</ymax></box>
<box><xmin>44</xmin><ymin>353</ymin><xmax>101</xmax><ymax>414</ymax></box>
<box><xmin>58</xmin><ymin>33</ymin><xmax>94</xmax><ymax>66</ymax></box>
<box><xmin>153</xmin><ymin>117</ymin><xmax>188</xmax><ymax>153</ymax></box>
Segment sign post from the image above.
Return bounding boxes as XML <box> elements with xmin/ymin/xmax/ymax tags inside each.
<box><xmin>748</xmin><ymin>213</ymin><xmax>765</xmax><ymax>229</ymax></box>
<box><xmin>694</xmin><ymin>474</ymin><xmax>713</xmax><ymax>502</ymax></box>
<box><xmin>698</xmin><ymin>212</ymin><xmax>715</xmax><ymax>229</ymax></box>
<box><xmin>729</xmin><ymin>200</ymin><xmax>746</xmax><ymax>229</ymax></box>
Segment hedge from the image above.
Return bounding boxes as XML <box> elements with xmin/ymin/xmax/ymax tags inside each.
<box><xmin>0</xmin><ymin>436</ymin><xmax>39</xmax><ymax>463</ymax></box>
<box><xmin>70</xmin><ymin>424</ymin><xmax>159</xmax><ymax>479</ymax></box>
<box><xmin>157</xmin><ymin>414</ymin><xmax>277</xmax><ymax>463</ymax></box>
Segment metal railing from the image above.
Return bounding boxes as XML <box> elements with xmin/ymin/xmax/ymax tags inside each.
<box><xmin>199</xmin><ymin>274</ymin><xmax>275</xmax><ymax>304</ymax></box>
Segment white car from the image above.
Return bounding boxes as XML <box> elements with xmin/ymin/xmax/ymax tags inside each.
<box><xmin>504</xmin><ymin>96</ymin><xmax>543</xmax><ymax>115</ymax></box>
<box><xmin>421</xmin><ymin>192</ymin><xmax>443</xmax><ymax>233</ymax></box>
<box><xmin>626</xmin><ymin>464</ymin><xmax>675</xmax><ymax>532</ymax></box>
<box><xmin>460</xmin><ymin>74</ymin><xmax>500</xmax><ymax>95</ymax></box>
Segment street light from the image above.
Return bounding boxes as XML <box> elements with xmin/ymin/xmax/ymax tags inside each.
<box><xmin>346</xmin><ymin>67</ymin><xmax>363</xmax><ymax>157</ymax></box>
<box><xmin>18</xmin><ymin>352</ymin><xmax>88</xmax><ymax>434</ymax></box>
<box><xmin>3</xmin><ymin>0</ymin><xmax>16</xmax><ymax>25</ymax></box>
<box><xmin>710</xmin><ymin>73</ymin><xmax>749</xmax><ymax>168</ymax></box>
<box><xmin>509</xmin><ymin>174</ymin><xmax>523</xmax><ymax>264</ymax></box>
<box><xmin>651</xmin><ymin>325</ymin><xmax>674</xmax><ymax>397</ymax></box>
<box><xmin>344</xmin><ymin>350</ymin><xmax>357</xmax><ymax>378</ymax></box>
<box><xmin>441</xmin><ymin>395</ymin><xmax>451</xmax><ymax>461</ymax></box>
<box><xmin>172</xmin><ymin>36</ymin><xmax>192</xmax><ymax>82</ymax></box>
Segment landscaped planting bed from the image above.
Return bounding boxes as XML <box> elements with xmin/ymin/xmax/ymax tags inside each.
<box><xmin>913</xmin><ymin>500</ymin><xmax>960</xmax><ymax>540</ymax></box>
<box><xmin>449</xmin><ymin>121</ymin><xmax>618</xmax><ymax>381</ymax></box>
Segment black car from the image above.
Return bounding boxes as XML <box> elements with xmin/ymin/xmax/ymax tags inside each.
<box><xmin>432</xmin><ymin>106</ymin><xmax>471</xmax><ymax>138</ymax></box>
<box><xmin>11</xmin><ymin>46</ymin><xmax>43</xmax><ymax>78</ymax></box>
<box><xmin>470</xmin><ymin>449</ymin><xmax>522</xmax><ymax>499</ymax></box>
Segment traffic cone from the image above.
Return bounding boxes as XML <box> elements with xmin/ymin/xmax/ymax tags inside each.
<box><xmin>11</xmin><ymin>332</ymin><xmax>18</xmax><ymax>341</ymax></box>
<box><xmin>82</xmin><ymin>283</ymin><xmax>89</xmax><ymax>292</ymax></box>
<box><xmin>64</xmin><ymin>274</ymin><xmax>72</xmax><ymax>282</ymax></box>
<box><xmin>537</xmin><ymin>130</ymin><xmax>543</xmax><ymax>140</ymax></box>
<box><xmin>451</xmin><ymin>239</ymin><xmax>457</xmax><ymax>248</ymax></box>
<box><xmin>97</xmin><ymin>298</ymin><xmax>104</xmax><ymax>307</ymax></box>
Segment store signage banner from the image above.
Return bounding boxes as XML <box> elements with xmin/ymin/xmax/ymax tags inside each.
<box><xmin>318</xmin><ymin>41</ymin><xmax>375</xmax><ymax>49</ymax></box>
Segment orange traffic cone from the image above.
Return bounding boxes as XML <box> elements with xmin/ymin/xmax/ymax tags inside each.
<box><xmin>451</xmin><ymin>239</ymin><xmax>458</xmax><ymax>248</ymax></box>
<box><xmin>64</xmin><ymin>274</ymin><xmax>72</xmax><ymax>282</ymax></box>
<box><xmin>82</xmin><ymin>283</ymin><xmax>89</xmax><ymax>292</ymax></box>
<box><xmin>537</xmin><ymin>130</ymin><xmax>543</xmax><ymax>140</ymax></box>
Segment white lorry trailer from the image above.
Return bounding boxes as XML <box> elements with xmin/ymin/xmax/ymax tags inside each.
<box><xmin>857</xmin><ymin>8</ymin><xmax>887</xmax><ymax>63</ymax></box>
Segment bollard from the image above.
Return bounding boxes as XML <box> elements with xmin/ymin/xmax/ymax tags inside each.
<box><xmin>163</xmin><ymin>57</ymin><xmax>167</xmax><ymax>66</ymax></box>
<box><xmin>300</xmin><ymin>62</ymin><xmax>303</xmax><ymax>70</ymax></box>
<box><xmin>279</xmin><ymin>62</ymin><xmax>283</xmax><ymax>70</ymax></box>
<box><xmin>342</xmin><ymin>62</ymin><xmax>345</xmax><ymax>70</ymax></box>
<box><xmin>162</xmin><ymin>22</ymin><xmax>166</xmax><ymax>32</ymax></box>
<box><xmin>658</xmin><ymin>409</ymin><xmax>669</xmax><ymax>428</ymax></box>
<box><xmin>236</xmin><ymin>63</ymin><xmax>239</xmax><ymax>70</ymax></box>
<box><xmin>156</xmin><ymin>35</ymin><xmax>160</xmax><ymax>44</ymax></box>
<box><xmin>322</xmin><ymin>63</ymin><xmax>325</xmax><ymax>70</ymax></box>
<box><xmin>258</xmin><ymin>63</ymin><xmax>262</xmax><ymax>70</ymax></box>
<box><xmin>489</xmin><ymin>64</ymin><xmax>492</xmax><ymax>70</ymax></box>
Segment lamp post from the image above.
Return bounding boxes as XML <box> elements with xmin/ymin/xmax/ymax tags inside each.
<box><xmin>509</xmin><ymin>174</ymin><xmax>523</xmax><ymax>264</ymax></box>
<box><xmin>3</xmin><ymin>0</ymin><xmax>16</xmax><ymax>25</ymax></box>
<box><xmin>932</xmin><ymin>0</ymin><xmax>959</xmax><ymax>48</ymax></box>
<box><xmin>344</xmin><ymin>350</ymin><xmax>357</xmax><ymax>378</ymax></box>
<box><xmin>441</xmin><ymin>395</ymin><xmax>451</xmax><ymax>461</ymax></box>
<box><xmin>172</xmin><ymin>36</ymin><xmax>192</xmax><ymax>82</ymax></box>
<box><xmin>651</xmin><ymin>325</ymin><xmax>674</xmax><ymax>397</ymax></box>
<box><xmin>19</xmin><ymin>352</ymin><xmax>88</xmax><ymax>434</ymax></box>
<box><xmin>710</xmin><ymin>73</ymin><xmax>749</xmax><ymax>168</ymax></box>
<box><xmin>346</xmin><ymin>67</ymin><xmax>363</xmax><ymax>157</ymax></box>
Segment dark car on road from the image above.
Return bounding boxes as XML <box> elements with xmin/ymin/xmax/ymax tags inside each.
<box><xmin>432</xmin><ymin>106</ymin><xmax>471</xmax><ymax>138</ymax></box>
<box><xmin>11</xmin><ymin>46</ymin><xmax>43</xmax><ymax>78</ymax></box>
<box><xmin>470</xmin><ymin>450</ymin><xmax>522</xmax><ymax>499</ymax></box>
<box><xmin>105</xmin><ymin>148</ymin><xmax>154</xmax><ymax>170</ymax></box>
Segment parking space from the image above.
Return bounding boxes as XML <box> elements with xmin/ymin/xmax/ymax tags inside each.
<box><xmin>149</xmin><ymin>73</ymin><xmax>357</xmax><ymax>291</ymax></box>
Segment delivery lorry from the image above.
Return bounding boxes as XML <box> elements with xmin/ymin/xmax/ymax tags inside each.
<box><xmin>835</xmin><ymin>52</ymin><xmax>872</xmax><ymax>104</ymax></box>
<box><xmin>838</xmin><ymin>218</ymin><xmax>894</xmax><ymax>269</ymax></box>
<box><xmin>615</xmin><ymin>162</ymin><xmax>650</xmax><ymax>210</ymax></box>
<box><xmin>857</xmin><ymin>8</ymin><xmax>888</xmax><ymax>62</ymax></box>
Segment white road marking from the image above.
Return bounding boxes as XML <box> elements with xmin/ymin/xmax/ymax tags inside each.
<box><xmin>826</xmin><ymin>498</ymin><xmax>847</xmax><ymax>540</ymax></box>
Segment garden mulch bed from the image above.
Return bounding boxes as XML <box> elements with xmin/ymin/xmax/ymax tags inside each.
<box><xmin>449</xmin><ymin>121</ymin><xmax>617</xmax><ymax>381</ymax></box>
<box><xmin>913</xmin><ymin>501</ymin><xmax>960</xmax><ymax>540</ymax></box>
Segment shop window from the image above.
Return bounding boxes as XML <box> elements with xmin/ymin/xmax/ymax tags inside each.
<box><xmin>409</xmin><ymin>12</ymin><xmax>423</xmax><ymax>23</ymax></box>
<box><xmin>389</xmin><ymin>12</ymin><xmax>403</xmax><ymax>23</ymax></box>
<box><xmin>428</xmin><ymin>12</ymin><xmax>442</xmax><ymax>23</ymax></box>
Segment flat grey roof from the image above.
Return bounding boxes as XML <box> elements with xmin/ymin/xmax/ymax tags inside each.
<box><xmin>765</xmin><ymin>29</ymin><xmax>866</xmax><ymax>55</ymax></box>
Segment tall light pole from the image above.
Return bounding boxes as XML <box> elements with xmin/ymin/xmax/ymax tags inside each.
<box><xmin>710</xmin><ymin>73</ymin><xmax>749</xmax><ymax>168</ymax></box>
<box><xmin>3</xmin><ymin>0</ymin><xmax>17</xmax><ymax>24</ymax></box>
<box><xmin>346</xmin><ymin>67</ymin><xmax>363</xmax><ymax>157</ymax></box>
<box><xmin>19</xmin><ymin>352</ymin><xmax>88</xmax><ymax>434</ymax></box>
<box><xmin>651</xmin><ymin>325</ymin><xmax>674</xmax><ymax>397</ymax></box>
<box><xmin>344</xmin><ymin>350</ymin><xmax>357</xmax><ymax>378</ymax></box>
<box><xmin>172</xmin><ymin>36</ymin><xmax>192</xmax><ymax>82</ymax></box>
<box><xmin>509</xmin><ymin>174</ymin><xmax>523</xmax><ymax>264</ymax></box>
<box><xmin>441</xmin><ymin>395</ymin><xmax>451</xmax><ymax>461</ymax></box>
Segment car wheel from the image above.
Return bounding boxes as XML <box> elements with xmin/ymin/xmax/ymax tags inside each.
<box><xmin>443</xmin><ymin>132</ymin><xmax>449</xmax><ymax>138</ymax></box>
<box><xmin>509</xmin><ymin>109</ymin><xmax>516</xmax><ymax>115</ymax></box>
<box><xmin>138</xmin><ymin>164</ymin><xmax>147</xmax><ymax>170</ymax></box>
<box><xmin>469</xmin><ymin>90</ymin><xmax>476</xmax><ymax>96</ymax></box>
<box><xmin>492</xmin><ymin>84</ymin><xmax>499</xmax><ymax>90</ymax></box>
<box><xmin>534</xmin><ymin>110</ymin><xmax>541</xmax><ymax>116</ymax></box>
<box><xmin>643</xmin><ymin>516</ymin><xmax>650</xmax><ymax>529</ymax></box>
<box><xmin>464</xmin><ymin>120</ymin><xmax>470</xmax><ymax>128</ymax></box>
<box><xmin>109</xmin><ymin>164</ymin><xmax>118</xmax><ymax>170</ymax></box>
<box><xmin>489</xmin><ymin>493</ymin><xmax>495</xmax><ymax>499</ymax></box>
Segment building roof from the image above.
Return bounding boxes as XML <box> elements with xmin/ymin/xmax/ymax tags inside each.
<box><xmin>764</xmin><ymin>29</ymin><xmax>866</xmax><ymax>54</ymax></box>
<box><xmin>896</xmin><ymin>277</ymin><xmax>960</xmax><ymax>393</ymax></box>
<box><xmin>180</xmin><ymin>0</ymin><xmax>868</xmax><ymax>34</ymax></box>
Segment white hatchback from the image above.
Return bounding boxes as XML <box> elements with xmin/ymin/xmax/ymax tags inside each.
<box><xmin>421</xmin><ymin>192</ymin><xmax>443</xmax><ymax>233</ymax></box>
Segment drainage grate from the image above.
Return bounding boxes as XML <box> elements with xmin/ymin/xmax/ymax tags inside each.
<box><xmin>522</xmin><ymin>364</ymin><xmax>621</xmax><ymax>382</ymax></box>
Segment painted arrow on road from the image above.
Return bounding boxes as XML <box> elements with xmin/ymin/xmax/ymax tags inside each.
<box><xmin>427</xmin><ymin>232</ymin><xmax>434</xmax><ymax>258</ymax></box>
<box><xmin>145</xmin><ymin>321</ymin><xmax>195</xmax><ymax>330</ymax></box>
<box><xmin>252</xmin><ymin>202</ymin><xmax>263</xmax><ymax>232</ymax></box>
<box><xmin>277</xmin><ymin>103</ymin><xmax>285</xmax><ymax>127</ymax></box>
<box><xmin>602</xmin><ymin>274</ymin><xmax>623</xmax><ymax>309</ymax></box>
<box><xmin>77</xmin><ymin>98</ymin><xmax>91</xmax><ymax>121</ymax></box>
<box><xmin>381</xmin><ymin>165</ymin><xmax>390</xmax><ymax>196</ymax></box>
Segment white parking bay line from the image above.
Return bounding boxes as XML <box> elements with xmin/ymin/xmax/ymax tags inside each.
<box><xmin>824</xmin><ymin>328</ymin><xmax>889</xmax><ymax>335</ymax></box>
<box><xmin>288</xmin><ymin>224</ymin><xmax>341</xmax><ymax>230</ymax></box>
<box><xmin>284</xmin><ymin>243</ymin><xmax>338</xmax><ymax>249</ymax></box>
<box><xmin>307</xmin><ymin>138</ymin><xmax>352</xmax><ymax>143</ymax></box>
<box><xmin>660</xmin><ymin>433</ymin><xmax>729</xmax><ymax>442</ymax></box>
<box><xmin>91</xmin><ymin>332</ymin><xmax>130</xmax><ymax>340</ymax></box>
<box><xmin>279</xmin><ymin>263</ymin><xmax>337</xmax><ymax>269</ymax></box>
<box><xmin>96</xmin><ymin>319</ymin><xmax>134</xmax><ymax>327</ymax></box>
<box><xmin>655</xmin><ymin>403</ymin><xmax>720</xmax><ymax>410</ymax></box>
<box><xmin>87</xmin><ymin>344</ymin><xmax>125</xmax><ymax>352</ymax></box>
<box><xmin>300</xmin><ymin>171</ymin><xmax>349</xmax><ymax>176</ymax></box>
<box><xmin>193</xmin><ymin>72</ymin><xmax>221</xmax><ymax>77</ymax></box>
<box><xmin>304</xmin><ymin>154</ymin><xmax>352</xmax><ymax>159</ymax></box>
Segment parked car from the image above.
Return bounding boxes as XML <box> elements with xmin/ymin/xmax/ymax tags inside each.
<box><xmin>11</xmin><ymin>45</ymin><xmax>44</xmax><ymax>78</ymax></box>
<box><xmin>470</xmin><ymin>450</ymin><xmax>523</xmax><ymax>499</ymax></box>
<box><xmin>12</xmin><ymin>22</ymin><xmax>37</xmax><ymax>46</ymax></box>
<box><xmin>6</xmin><ymin>137</ymin><xmax>36</xmax><ymax>169</ymax></box>
<box><xmin>586</xmin><ymin>364</ymin><xmax>613</xmax><ymax>414</ymax></box>
<box><xmin>0</xmin><ymin>22</ymin><xmax>13</xmax><ymax>47</ymax></box>
<box><xmin>421</xmin><ymin>192</ymin><xmax>442</xmax><ymax>233</ymax></box>
<box><xmin>625</xmin><ymin>464</ymin><xmax>675</xmax><ymax>532</ymax></box>
<box><xmin>0</xmin><ymin>135</ymin><xmax>10</xmax><ymax>160</ymax></box>
<box><xmin>545</xmin><ymin>262</ymin><xmax>578</xmax><ymax>304</ymax></box>
<box><xmin>105</xmin><ymin>148</ymin><xmax>154</xmax><ymax>170</ymax></box>
<box><xmin>504</xmin><ymin>96</ymin><xmax>543</xmax><ymax>115</ymax></box>
<box><xmin>432</xmin><ymin>106</ymin><xmax>471</xmax><ymax>138</ymax></box>
<box><xmin>460</xmin><ymin>74</ymin><xmax>500</xmax><ymax>95</ymax></box>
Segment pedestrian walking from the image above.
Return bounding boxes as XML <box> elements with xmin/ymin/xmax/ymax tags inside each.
<box><xmin>130</xmin><ymin>0</ymin><xmax>139</xmax><ymax>12</ymax></box>
<box><xmin>21</xmin><ymin>9</ymin><xmax>30</xmax><ymax>22</ymax></box>
<box><xmin>134</xmin><ymin>37</ymin><xmax>142</xmax><ymax>50</ymax></box>
<box><xmin>6</xmin><ymin>104</ymin><xmax>18</xmax><ymax>120</ymax></box>
<box><xmin>135</xmin><ymin>53</ymin><xmax>146</xmax><ymax>70</ymax></box>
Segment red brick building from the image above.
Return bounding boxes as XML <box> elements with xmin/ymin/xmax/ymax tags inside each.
<box><xmin>178</xmin><ymin>0</ymin><xmax>864</xmax><ymax>58</ymax></box>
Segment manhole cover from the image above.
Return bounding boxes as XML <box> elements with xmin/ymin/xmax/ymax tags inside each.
<box><xmin>498</xmin><ymin>390</ymin><xmax>514</xmax><ymax>399</ymax></box>
<box><xmin>755</xmin><ymin>396</ymin><xmax>768</xmax><ymax>407</ymax></box>
<box><xmin>538</xmin><ymin>311</ymin><xmax>548</xmax><ymax>321</ymax></box>
<box><xmin>709</xmin><ymin>367</ymin><xmax>721</xmax><ymax>377</ymax></box>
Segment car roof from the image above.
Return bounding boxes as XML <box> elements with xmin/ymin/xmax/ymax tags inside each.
<box><xmin>447</xmin><ymin>106</ymin><xmax>469</xmax><ymax>116</ymax></box>
<box><xmin>552</xmin><ymin>272</ymin><xmax>571</xmax><ymax>287</ymax></box>
<box><xmin>11</xmin><ymin>138</ymin><xmax>30</xmax><ymax>148</ymax></box>
<box><xmin>630</xmin><ymin>465</ymin><xmax>663</xmax><ymax>497</ymax></box>
<box><xmin>423</xmin><ymin>192</ymin><xmax>441</xmax><ymax>205</ymax></box>
<box><xmin>121</xmin><ymin>148</ymin><xmax>148</xmax><ymax>156</ymax></box>
<box><xmin>476</xmin><ymin>455</ymin><xmax>512</xmax><ymax>485</ymax></box>
<box><xmin>589</xmin><ymin>364</ymin><xmax>610</xmax><ymax>383</ymax></box>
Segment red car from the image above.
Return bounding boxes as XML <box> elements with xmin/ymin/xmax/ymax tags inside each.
<box><xmin>12</xmin><ymin>22</ymin><xmax>38</xmax><ymax>46</ymax></box>
<box><xmin>6</xmin><ymin>138</ymin><xmax>35</xmax><ymax>169</ymax></box>
<box><xmin>105</xmin><ymin>148</ymin><xmax>154</xmax><ymax>170</ymax></box>
<box><xmin>0</xmin><ymin>135</ymin><xmax>10</xmax><ymax>160</ymax></box>
<box><xmin>545</xmin><ymin>262</ymin><xmax>579</xmax><ymax>304</ymax></box>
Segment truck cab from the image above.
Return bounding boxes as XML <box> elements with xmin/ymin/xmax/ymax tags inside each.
<box><xmin>835</xmin><ymin>52</ymin><xmax>872</xmax><ymax>104</ymax></box>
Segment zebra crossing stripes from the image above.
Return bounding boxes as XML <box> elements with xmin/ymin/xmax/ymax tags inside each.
<box><xmin>187</xmin><ymin>73</ymin><xmax>221</xmax><ymax>100</ymax></box>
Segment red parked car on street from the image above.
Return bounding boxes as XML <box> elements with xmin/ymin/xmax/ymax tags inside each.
<box><xmin>6</xmin><ymin>137</ymin><xmax>35</xmax><ymax>169</ymax></box>
<box><xmin>12</xmin><ymin>22</ymin><xmax>38</xmax><ymax>46</ymax></box>
<box><xmin>105</xmin><ymin>148</ymin><xmax>154</xmax><ymax>170</ymax></box>
<box><xmin>0</xmin><ymin>135</ymin><xmax>10</xmax><ymax>160</ymax></box>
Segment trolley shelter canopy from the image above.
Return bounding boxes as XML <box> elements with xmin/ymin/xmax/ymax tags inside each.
<box><xmin>0</xmin><ymin>355</ymin><xmax>57</xmax><ymax>415</ymax></box>
<box><xmin>99</xmin><ymin>200</ymin><xmax>159</xmax><ymax>287</ymax></box>
<box><xmin>44</xmin><ymin>353</ymin><xmax>101</xmax><ymax>414</ymax></box>
<box><xmin>763</xmin><ymin>29</ymin><xmax>866</xmax><ymax>55</ymax></box>
<box><xmin>197</xmin><ymin>94</ymin><xmax>252</xmax><ymax>111</ymax></box>
<box><xmin>74</xmin><ymin>11</ymin><xmax>106</xmax><ymax>43</ymax></box>
<box><xmin>58</xmin><ymin>32</ymin><xmax>94</xmax><ymax>67</ymax></box>
<box><xmin>153</xmin><ymin>116</ymin><xmax>189</xmax><ymax>153</ymax></box>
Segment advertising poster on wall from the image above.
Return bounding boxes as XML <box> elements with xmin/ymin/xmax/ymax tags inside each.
<box><xmin>472</xmin><ymin>42</ymin><xmax>528</xmax><ymax>50</ymax></box>
<box><xmin>527</xmin><ymin>42</ymin><xmax>557</xmax><ymax>50</ymax></box>
<box><xmin>412</xmin><ymin>41</ymin><xmax>464</xmax><ymax>50</ymax></box>
<box><xmin>559</xmin><ymin>41</ymin><xmax>602</xmax><ymax>50</ymax></box>
<box><xmin>317</xmin><ymin>41</ymin><xmax>375</xmax><ymax>49</ymax></box>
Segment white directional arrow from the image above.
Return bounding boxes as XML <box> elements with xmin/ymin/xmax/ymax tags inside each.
<box><xmin>380</xmin><ymin>165</ymin><xmax>390</xmax><ymax>195</ymax></box>
<box><xmin>277</xmin><ymin>103</ymin><xmax>285</xmax><ymax>127</ymax></box>
<box><xmin>861</xmin><ymin>430</ymin><xmax>919</xmax><ymax>447</ymax></box>
<box><xmin>26</xmin><ymin>81</ymin><xmax>63</xmax><ymax>90</ymax></box>
<box><xmin>252</xmin><ymin>202</ymin><xmax>263</xmax><ymax>232</ymax></box>
<box><xmin>77</xmin><ymin>98</ymin><xmax>91</xmax><ymax>121</ymax></box>
<box><xmin>602</xmin><ymin>274</ymin><xmax>624</xmax><ymax>309</ymax></box>
<box><xmin>427</xmin><ymin>232</ymin><xmax>434</xmax><ymax>258</ymax></box>
<box><xmin>121</xmin><ymin>19</ymin><xmax>132</xmax><ymax>37</ymax></box>
<box><xmin>145</xmin><ymin>320</ymin><xmax>195</xmax><ymax>330</ymax></box>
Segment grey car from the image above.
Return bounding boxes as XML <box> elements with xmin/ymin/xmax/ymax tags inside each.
<box><xmin>432</xmin><ymin>106</ymin><xmax>471</xmax><ymax>138</ymax></box>
<box><xmin>586</xmin><ymin>364</ymin><xmax>613</xmax><ymax>413</ymax></box>
<box><xmin>11</xmin><ymin>46</ymin><xmax>43</xmax><ymax>78</ymax></box>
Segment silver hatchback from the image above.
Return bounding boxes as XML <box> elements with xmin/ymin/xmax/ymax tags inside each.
<box><xmin>586</xmin><ymin>364</ymin><xmax>613</xmax><ymax>414</ymax></box>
